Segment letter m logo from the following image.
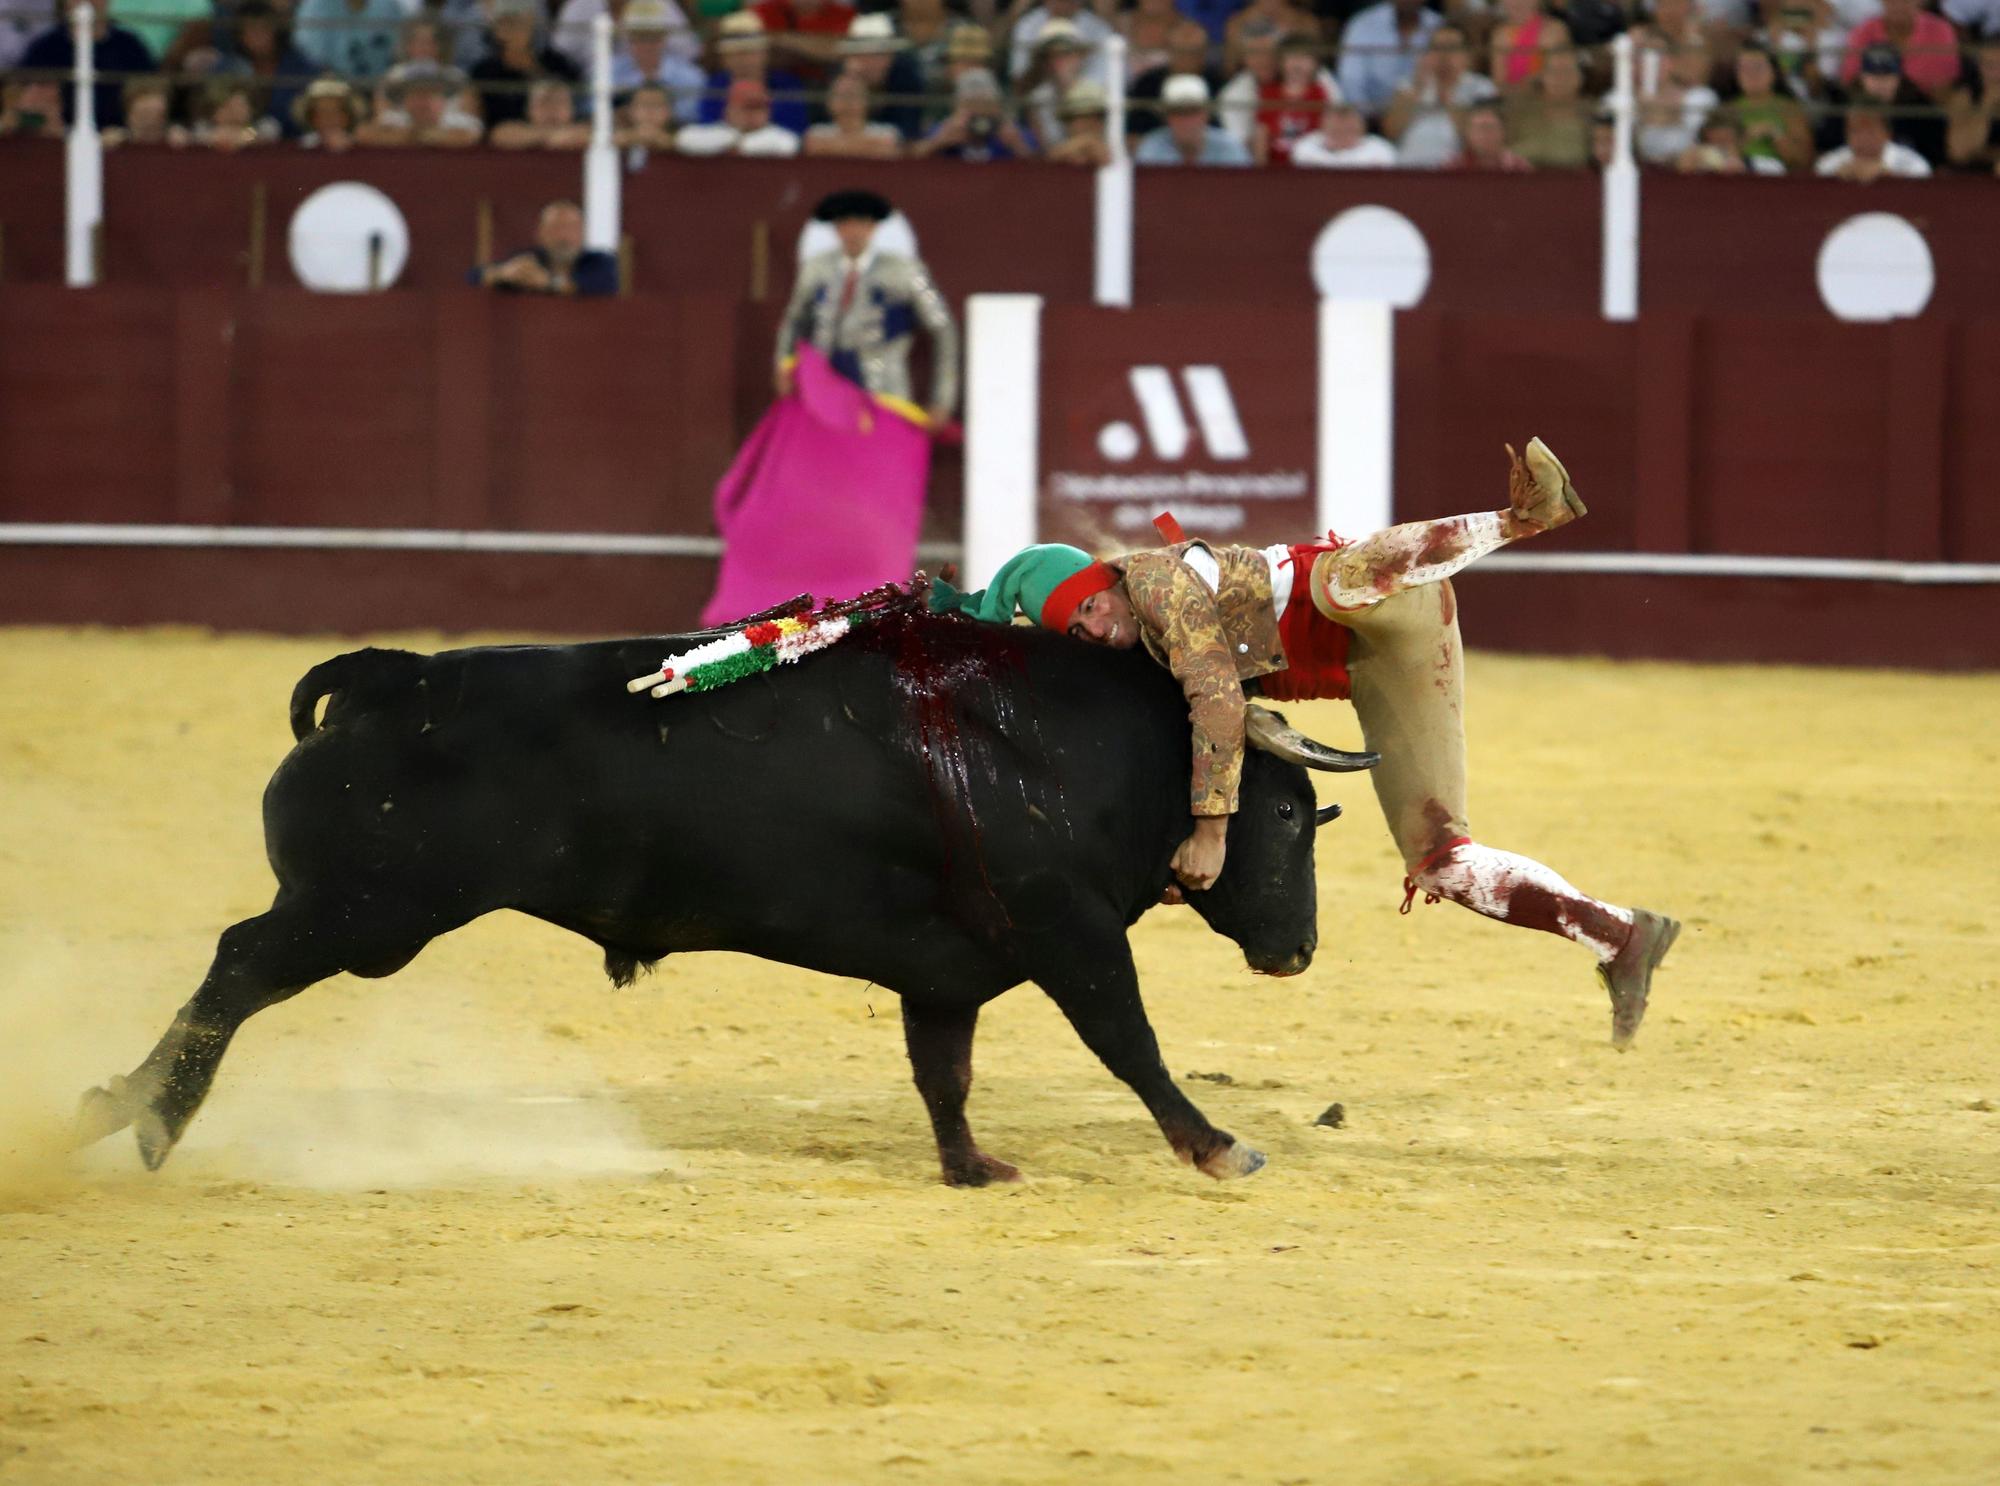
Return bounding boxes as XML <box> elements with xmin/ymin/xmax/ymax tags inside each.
<box><xmin>1127</xmin><ymin>366</ymin><xmax>1250</xmax><ymax>461</ymax></box>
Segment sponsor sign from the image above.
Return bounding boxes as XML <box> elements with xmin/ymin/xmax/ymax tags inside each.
<box><xmin>1037</xmin><ymin>305</ymin><xmax>1318</xmax><ymax>552</ymax></box>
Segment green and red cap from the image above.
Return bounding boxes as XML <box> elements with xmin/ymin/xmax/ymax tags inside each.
<box><xmin>928</xmin><ymin>543</ymin><xmax>1118</xmax><ymax>630</ymax></box>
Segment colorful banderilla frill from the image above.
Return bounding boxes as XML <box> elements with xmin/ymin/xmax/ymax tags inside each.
<box><xmin>624</xmin><ymin>581</ymin><xmax>926</xmax><ymax>700</ymax></box>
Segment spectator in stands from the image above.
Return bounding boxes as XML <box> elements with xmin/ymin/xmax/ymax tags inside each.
<box><xmin>1490</xmin><ymin>0</ymin><xmax>1564</xmax><ymax>89</ymax></box>
<box><xmin>1135</xmin><ymin>72</ymin><xmax>1254</xmax><ymax>160</ymax></box>
<box><xmin>1548</xmin><ymin>0</ymin><xmax>1630</xmax><ymax>48</ymax></box>
<box><xmin>556</xmin><ymin>0</ymin><xmax>700</xmax><ymax>75</ymax></box>
<box><xmin>1818</xmin><ymin>97</ymin><xmax>1935</xmax><ymax>169</ymax></box>
<box><xmin>699</xmin><ymin>13</ymin><xmax>809</xmax><ymax>132</ymax></box>
<box><xmin>1507</xmin><ymin>41</ymin><xmax>1593</xmax><ymax>164</ymax></box>
<box><xmin>614</xmin><ymin>0</ymin><xmax>705</xmax><ymax>120</ymax></box>
<box><xmin>1253</xmin><ymin>32</ymin><xmax>1338</xmax><ymax>161</ymax></box>
<box><xmin>806</xmin><ymin>71</ymin><xmax>903</xmax><ymax>151</ymax></box>
<box><xmin>912</xmin><ymin>65</ymin><xmax>1037</xmax><ymax>156</ymax></box>
<box><xmin>1010</xmin><ymin>0</ymin><xmax>1112</xmax><ymax>85</ymax></box>
<box><xmin>838</xmin><ymin>13</ymin><xmax>925</xmax><ymax>139</ymax></box>
<box><xmin>1677</xmin><ymin>107</ymin><xmax>1789</xmax><ymax>167</ymax></box>
<box><xmin>182</xmin><ymin>0</ymin><xmax>316</xmax><ymax>137</ymax></box>
<box><xmin>1450</xmin><ymin>97</ymin><xmax>1533</xmax><ymax>164</ymax></box>
<box><xmin>473</xmin><ymin>198</ymin><xmax>619</xmax><ymax>296</ymax></box>
<box><xmin>1382</xmin><ymin>21</ymin><xmax>1496</xmax><ymax>164</ymax></box>
<box><xmin>293</xmin><ymin>0</ymin><xmax>404</xmax><ymax>79</ymax></box>
<box><xmin>616</xmin><ymin>78</ymin><xmax>676</xmax><ymax>146</ymax></box>
<box><xmin>1945</xmin><ymin>33</ymin><xmax>2000</xmax><ymax>168</ymax></box>
<box><xmin>1720</xmin><ymin>42</ymin><xmax>1814</xmax><ymax>168</ymax></box>
<box><xmin>1218</xmin><ymin>24</ymin><xmax>1281</xmax><ymax>142</ymax></box>
<box><xmin>937</xmin><ymin>21</ymin><xmax>994</xmax><ymax>87</ymax></box>
<box><xmin>1842</xmin><ymin>0</ymin><xmax>1959</xmax><ymax>93</ymax></box>
<box><xmin>1944</xmin><ymin>0</ymin><xmax>2000</xmax><ymax>35</ymax></box>
<box><xmin>189</xmin><ymin>78</ymin><xmax>275</xmax><ymax>149</ymax></box>
<box><xmin>1335</xmin><ymin>0</ymin><xmax>1439</xmax><ymax>117</ymax></box>
<box><xmin>897</xmin><ymin>0</ymin><xmax>957</xmax><ymax>85</ymax></box>
<box><xmin>109</xmin><ymin>0</ymin><xmax>206</xmax><ymax>64</ymax></box>
<box><xmin>752</xmin><ymin>0</ymin><xmax>857</xmax><ymax>81</ymax></box>
<box><xmin>1125</xmin><ymin>0</ymin><xmax>1189</xmax><ymax>78</ymax></box>
<box><xmin>1841</xmin><ymin>42</ymin><xmax>1948</xmax><ymax>160</ymax></box>
<box><xmin>0</xmin><ymin>0</ymin><xmax>43</xmax><ymax>72</ymax></box>
<box><xmin>20</xmin><ymin>0</ymin><xmax>155</xmax><ymax>126</ymax></box>
<box><xmin>677</xmin><ymin>75</ymin><xmax>804</xmax><ymax>150</ymax></box>
<box><xmin>104</xmin><ymin>76</ymin><xmax>178</xmax><ymax>143</ymax></box>
<box><xmin>1631</xmin><ymin>0</ymin><xmax>1705</xmax><ymax>78</ymax></box>
<box><xmin>1044</xmin><ymin>77</ymin><xmax>1114</xmax><ymax>159</ymax></box>
<box><xmin>1022</xmin><ymin>18</ymin><xmax>1094</xmax><ymax>143</ymax></box>
<box><xmin>1292</xmin><ymin>95</ymin><xmax>1397</xmax><ymax>159</ymax></box>
<box><xmin>1751</xmin><ymin>0</ymin><xmax>1841</xmax><ymax>99</ymax></box>
<box><xmin>0</xmin><ymin>77</ymin><xmax>66</xmax><ymax>137</ymax></box>
<box><xmin>490</xmin><ymin>76</ymin><xmax>590</xmax><ymax>143</ymax></box>
<box><xmin>471</xmin><ymin>0</ymin><xmax>580</xmax><ymax>127</ymax></box>
<box><xmin>1637</xmin><ymin>37</ymin><xmax>1719</xmax><ymax>159</ymax></box>
<box><xmin>294</xmin><ymin>75</ymin><xmax>365</xmax><ymax>148</ymax></box>
<box><xmin>1224</xmin><ymin>0</ymin><xmax>1321</xmax><ymax>72</ymax></box>
<box><xmin>356</xmin><ymin>60</ymin><xmax>482</xmax><ymax>143</ymax></box>
<box><xmin>1129</xmin><ymin>19</ymin><xmax>1225</xmax><ymax>134</ymax></box>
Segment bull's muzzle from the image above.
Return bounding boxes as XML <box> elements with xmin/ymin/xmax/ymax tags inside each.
<box><xmin>1250</xmin><ymin>942</ymin><xmax>1315</xmax><ymax>978</ymax></box>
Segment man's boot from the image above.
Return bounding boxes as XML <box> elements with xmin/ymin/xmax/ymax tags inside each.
<box><xmin>1507</xmin><ymin>436</ymin><xmax>1588</xmax><ymax>532</ymax></box>
<box><xmin>1600</xmin><ymin>908</ymin><xmax>1681</xmax><ymax>1048</ymax></box>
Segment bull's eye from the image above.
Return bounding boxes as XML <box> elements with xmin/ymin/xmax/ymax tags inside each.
<box><xmin>1276</xmin><ymin>801</ymin><xmax>1295</xmax><ymax>821</ymax></box>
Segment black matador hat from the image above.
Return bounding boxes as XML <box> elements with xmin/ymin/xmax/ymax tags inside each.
<box><xmin>813</xmin><ymin>189</ymin><xmax>894</xmax><ymax>224</ymax></box>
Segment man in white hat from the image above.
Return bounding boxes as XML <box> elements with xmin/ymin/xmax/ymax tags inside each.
<box><xmin>837</xmin><ymin>13</ymin><xmax>925</xmax><ymax>138</ymax></box>
<box><xmin>554</xmin><ymin>0</ymin><xmax>699</xmax><ymax>73</ymax></box>
<box><xmin>612</xmin><ymin>0</ymin><xmax>706</xmax><ymax>120</ymax></box>
<box><xmin>1009</xmin><ymin>0</ymin><xmax>1111</xmax><ymax>84</ymax></box>
<box><xmin>695</xmin><ymin>12</ymin><xmax>808</xmax><ymax>132</ymax></box>
<box><xmin>1133</xmin><ymin>73</ymin><xmax>1251</xmax><ymax>163</ymax></box>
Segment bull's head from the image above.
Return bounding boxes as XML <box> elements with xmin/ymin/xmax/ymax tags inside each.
<box><xmin>1182</xmin><ymin>705</ymin><xmax>1377</xmax><ymax>978</ymax></box>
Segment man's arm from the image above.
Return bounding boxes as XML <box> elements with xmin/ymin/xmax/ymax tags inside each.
<box><xmin>773</xmin><ymin>257</ymin><xmax>822</xmax><ymax>393</ymax></box>
<box><xmin>903</xmin><ymin>257</ymin><xmax>960</xmax><ymax>419</ymax></box>
<box><xmin>1122</xmin><ymin>552</ymin><xmax>1246</xmax><ymax>819</ymax></box>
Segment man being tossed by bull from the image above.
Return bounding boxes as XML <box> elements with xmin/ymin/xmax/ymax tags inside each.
<box><xmin>930</xmin><ymin>439</ymin><xmax>1679</xmax><ymax>1046</ymax></box>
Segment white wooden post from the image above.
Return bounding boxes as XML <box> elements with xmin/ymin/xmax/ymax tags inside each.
<box><xmin>1316</xmin><ymin>299</ymin><xmax>1394</xmax><ymax>540</ymax></box>
<box><xmin>65</xmin><ymin>1</ymin><xmax>103</xmax><ymax>287</ymax></box>
<box><xmin>583</xmin><ymin>11</ymin><xmax>621</xmax><ymax>253</ymax></box>
<box><xmin>1602</xmin><ymin>33</ymin><xmax>1640</xmax><ymax>321</ymax></box>
<box><xmin>963</xmin><ymin>295</ymin><xmax>1044</xmax><ymax>585</ymax></box>
<box><xmin>1092</xmin><ymin>33</ymin><xmax>1132</xmax><ymax>308</ymax></box>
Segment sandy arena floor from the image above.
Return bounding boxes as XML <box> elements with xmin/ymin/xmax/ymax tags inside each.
<box><xmin>2</xmin><ymin>626</ymin><xmax>1997</xmax><ymax>1485</ymax></box>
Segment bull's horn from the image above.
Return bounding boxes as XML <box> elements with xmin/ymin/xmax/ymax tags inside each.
<box><xmin>1244</xmin><ymin>704</ymin><xmax>1379</xmax><ymax>773</ymax></box>
<box><xmin>1315</xmin><ymin>802</ymin><xmax>1343</xmax><ymax>827</ymax></box>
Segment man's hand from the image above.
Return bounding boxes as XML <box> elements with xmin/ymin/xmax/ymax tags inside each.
<box><xmin>774</xmin><ymin>361</ymin><xmax>795</xmax><ymax>399</ymax></box>
<box><xmin>1170</xmin><ymin>816</ymin><xmax>1229</xmax><ymax>892</ymax></box>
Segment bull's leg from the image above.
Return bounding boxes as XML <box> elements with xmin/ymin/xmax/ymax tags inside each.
<box><xmin>900</xmin><ymin>997</ymin><xmax>1019</xmax><ymax>1188</ymax></box>
<box><xmin>77</xmin><ymin>891</ymin><xmax>456</xmax><ymax>1170</ymax></box>
<box><xmin>1034</xmin><ymin>940</ymin><xmax>1264</xmax><ymax>1181</ymax></box>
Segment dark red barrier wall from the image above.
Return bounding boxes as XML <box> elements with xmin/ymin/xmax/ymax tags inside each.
<box><xmin>5</xmin><ymin>145</ymin><xmax>1999</xmax><ymax>320</ymax></box>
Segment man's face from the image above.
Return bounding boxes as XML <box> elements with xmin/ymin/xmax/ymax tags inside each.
<box><xmin>1736</xmin><ymin>48</ymin><xmax>1773</xmax><ymax>93</ymax></box>
<box><xmin>723</xmin><ymin>43</ymin><xmax>768</xmax><ymax>79</ymax></box>
<box><xmin>405</xmin><ymin>85</ymin><xmax>447</xmax><ymax>128</ymax></box>
<box><xmin>1322</xmin><ymin>105</ymin><xmax>1362</xmax><ymax>149</ymax></box>
<box><xmin>847</xmin><ymin>49</ymin><xmax>891</xmax><ymax>85</ymax></box>
<box><xmin>1847</xmin><ymin>111</ymin><xmax>1888</xmax><ymax>158</ymax></box>
<box><xmin>1066</xmin><ymin>586</ymin><xmax>1139</xmax><ymax>649</ymax></box>
<box><xmin>1431</xmin><ymin>27</ymin><xmax>1466</xmax><ymax>84</ymax></box>
<box><xmin>529</xmin><ymin>83</ymin><xmax>573</xmax><ymax>125</ymax></box>
<box><xmin>494</xmin><ymin>14</ymin><xmax>533</xmax><ymax>50</ymax></box>
<box><xmin>629</xmin><ymin>87</ymin><xmax>671</xmax><ymax>129</ymax></box>
<box><xmin>1242</xmin><ymin>34</ymin><xmax>1277</xmax><ymax>78</ymax></box>
<box><xmin>539</xmin><ymin>205</ymin><xmax>585</xmax><ymax>263</ymax></box>
<box><xmin>1880</xmin><ymin>0</ymin><xmax>1914</xmax><ymax>23</ymax></box>
<box><xmin>1860</xmin><ymin>68</ymin><xmax>1898</xmax><ymax>100</ymax></box>
<box><xmin>1167</xmin><ymin>106</ymin><xmax>1207</xmax><ymax>148</ymax></box>
<box><xmin>627</xmin><ymin>30</ymin><xmax>667</xmax><ymax>68</ymax></box>
<box><xmin>1463</xmin><ymin>109</ymin><xmax>1502</xmax><ymax>157</ymax></box>
<box><xmin>1541</xmin><ymin>48</ymin><xmax>1582</xmax><ymax>99</ymax></box>
<box><xmin>834</xmin><ymin>217</ymin><xmax>875</xmax><ymax>257</ymax></box>
<box><xmin>727</xmin><ymin>89</ymin><xmax>772</xmax><ymax>128</ymax></box>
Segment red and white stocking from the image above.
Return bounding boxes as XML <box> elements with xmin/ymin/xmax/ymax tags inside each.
<box><xmin>1405</xmin><ymin>839</ymin><xmax>1634</xmax><ymax>964</ymax></box>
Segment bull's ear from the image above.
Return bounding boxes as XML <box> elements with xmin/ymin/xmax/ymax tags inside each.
<box><xmin>1245</xmin><ymin>703</ymin><xmax>1380</xmax><ymax>773</ymax></box>
<box><xmin>1314</xmin><ymin>802</ymin><xmax>1342</xmax><ymax>827</ymax></box>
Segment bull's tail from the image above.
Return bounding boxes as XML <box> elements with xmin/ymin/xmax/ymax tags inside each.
<box><xmin>288</xmin><ymin>648</ymin><xmax>424</xmax><ymax>741</ymax></box>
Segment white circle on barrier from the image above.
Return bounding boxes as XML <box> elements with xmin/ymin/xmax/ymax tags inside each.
<box><xmin>1310</xmin><ymin>205</ymin><xmax>1431</xmax><ymax>307</ymax></box>
<box><xmin>1098</xmin><ymin>420</ymin><xmax>1141</xmax><ymax>462</ymax></box>
<box><xmin>287</xmin><ymin>183</ymin><xmax>410</xmax><ymax>293</ymax></box>
<box><xmin>1816</xmin><ymin>212</ymin><xmax>1934</xmax><ymax>322</ymax></box>
<box><xmin>796</xmin><ymin>211</ymin><xmax>919</xmax><ymax>264</ymax></box>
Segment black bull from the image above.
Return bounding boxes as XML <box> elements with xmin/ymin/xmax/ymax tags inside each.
<box><xmin>76</xmin><ymin>611</ymin><xmax>1373</xmax><ymax>1185</ymax></box>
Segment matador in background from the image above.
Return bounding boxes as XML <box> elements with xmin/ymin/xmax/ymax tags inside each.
<box><xmin>775</xmin><ymin>190</ymin><xmax>960</xmax><ymax>430</ymax></box>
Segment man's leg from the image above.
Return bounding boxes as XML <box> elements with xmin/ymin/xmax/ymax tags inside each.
<box><xmin>1313</xmin><ymin>437</ymin><xmax>1586</xmax><ymax>612</ymax></box>
<box><xmin>1329</xmin><ymin>579</ymin><xmax>1677</xmax><ymax>1047</ymax></box>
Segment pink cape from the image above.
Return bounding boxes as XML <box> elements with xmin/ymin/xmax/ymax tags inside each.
<box><xmin>701</xmin><ymin>345</ymin><xmax>935</xmax><ymax>627</ymax></box>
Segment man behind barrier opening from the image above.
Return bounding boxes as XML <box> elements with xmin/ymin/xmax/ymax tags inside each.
<box><xmin>931</xmin><ymin>441</ymin><xmax>1681</xmax><ymax>1048</ymax></box>
<box><xmin>470</xmin><ymin>199</ymin><xmax>618</xmax><ymax>297</ymax></box>
<box><xmin>774</xmin><ymin>189</ymin><xmax>958</xmax><ymax>429</ymax></box>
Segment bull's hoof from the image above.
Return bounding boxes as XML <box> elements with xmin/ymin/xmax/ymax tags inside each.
<box><xmin>133</xmin><ymin>1108</ymin><xmax>177</xmax><ymax>1172</ymax></box>
<box><xmin>74</xmin><ymin>1078</ymin><xmax>138</xmax><ymax>1149</ymax></box>
<box><xmin>941</xmin><ymin>1151</ymin><xmax>1023</xmax><ymax>1188</ymax></box>
<box><xmin>1196</xmin><ymin>1140</ymin><xmax>1267</xmax><ymax>1181</ymax></box>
